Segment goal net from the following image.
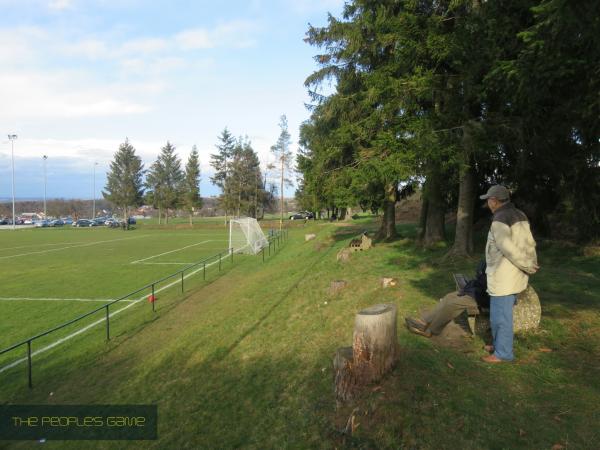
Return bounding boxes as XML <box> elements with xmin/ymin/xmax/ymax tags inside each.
<box><xmin>229</xmin><ymin>217</ymin><xmax>269</xmax><ymax>255</ymax></box>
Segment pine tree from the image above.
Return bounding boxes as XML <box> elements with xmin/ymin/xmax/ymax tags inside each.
<box><xmin>145</xmin><ymin>141</ymin><xmax>184</xmax><ymax>224</ymax></box>
<box><xmin>160</xmin><ymin>142</ymin><xmax>184</xmax><ymax>223</ymax></box>
<box><xmin>103</xmin><ymin>138</ymin><xmax>144</xmax><ymax>228</ymax></box>
<box><xmin>183</xmin><ymin>145</ymin><xmax>202</xmax><ymax>226</ymax></box>
<box><xmin>210</xmin><ymin>128</ymin><xmax>236</xmax><ymax>225</ymax></box>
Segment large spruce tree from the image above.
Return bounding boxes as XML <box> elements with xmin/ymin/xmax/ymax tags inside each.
<box><xmin>103</xmin><ymin>138</ymin><xmax>144</xmax><ymax>227</ymax></box>
<box><xmin>182</xmin><ymin>145</ymin><xmax>202</xmax><ymax>226</ymax></box>
<box><xmin>210</xmin><ymin>128</ymin><xmax>236</xmax><ymax>225</ymax></box>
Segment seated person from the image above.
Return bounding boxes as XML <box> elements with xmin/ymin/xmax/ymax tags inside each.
<box><xmin>405</xmin><ymin>261</ymin><xmax>489</xmax><ymax>337</ymax></box>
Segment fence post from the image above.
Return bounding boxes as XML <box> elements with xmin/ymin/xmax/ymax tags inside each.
<box><xmin>203</xmin><ymin>263</ymin><xmax>206</xmax><ymax>280</ymax></box>
<box><xmin>105</xmin><ymin>305</ymin><xmax>110</xmax><ymax>341</ymax></box>
<box><xmin>27</xmin><ymin>340</ymin><xmax>32</xmax><ymax>389</ymax></box>
<box><xmin>268</xmin><ymin>241</ymin><xmax>271</xmax><ymax>256</ymax></box>
<box><xmin>152</xmin><ymin>284</ymin><xmax>155</xmax><ymax>312</ymax></box>
<box><xmin>230</xmin><ymin>248</ymin><xmax>233</xmax><ymax>264</ymax></box>
<box><xmin>219</xmin><ymin>253</ymin><xmax>222</xmax><ymax>271</ymax></box>
<box><xmin>262</xmin><ymin>247</ymin><xmax>265</xmax><ymax>262</ymax></box>
<box><xmin>181</xmin><ymin>271</ymin><xmax>184</xmax><ymax>293</ymax></box>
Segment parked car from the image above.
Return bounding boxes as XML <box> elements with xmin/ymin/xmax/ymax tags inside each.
<box><xmin>49</xmin><ymin>219</ymin><xmax>64</xmax><ymax>227</ymax></box>
<box><xmin>0</xmin><ymin>218</ymin><xmax>8</xmax><ymax>225</ymax></box>
<box><xmin>301</xmin><ymin>211</ymin><xmax>315</xmax><ymax>219</ymax></box>
<box><xmin>62</xmin><ymin>217</ymin><xmax>74</xmax><ymax>225</ymax></box>
<box><xmin>35</xmin><ymin>220</ymin><xmax>50</xmax><ymax>228</ymax></box>
<box><xmin>92</xmin><ymin>218</ymin><xmax>106</xmax><ymax>226</ymax></box>
<box><xmin>73</xmin><ymin>219</ymin><xmax>93</xmax><ymax>227</ymax></box>
<box><xmin>105</xmin><ymin>218</ymin><xmax>120</xmax><ymax>228</ymax></box>
<box><xmin>128</xmin><ymin>217</ymin><xmax>136</xmax><ymax>225</ymax></box>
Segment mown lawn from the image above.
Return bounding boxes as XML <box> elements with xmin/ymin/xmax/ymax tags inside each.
<box><xmin>2</xmin><ymin>219</ymin><xmax>599</xmax><ymax>449</ymax></box>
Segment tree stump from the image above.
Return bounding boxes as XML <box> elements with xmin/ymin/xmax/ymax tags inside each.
<box><xmin>334</xmin><ymin>304</ymin><xmax>398</xmax><ymax>402</ymax></box>
<box><xmin>333</xmin><ymin>347</ymin><xmax>357</xmax><ymax>403</ymax></box>
<box><xmin>305</xmin><ymin>233</ymin><xmax>316</xmax><ymax>242</ymax></box>
<box><xmin>380</xmin><ymin>277</ymin><xmax>398</xmax><ymax>288</ymax></box>
<box><xmin>329</xmin><ymin>280</ymin><xmax>347</xmax><ymax>295</ymax></box>
<box><xmin>337</xmin><ymin>248</ymin><xmax>351</xmax><ymax>262</ymax></box>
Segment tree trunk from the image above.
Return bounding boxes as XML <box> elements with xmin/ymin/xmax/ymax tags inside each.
<box><xmin>280</xmin><ymin>157</ymin><xmax>284</xmax><ymax>231</ymax></box>
<box><xmin>346</xmin><ymin>207</ymin><xmax>353</xmax><ymax>220</ymax></box>
<box><xmin>334</xmin><ymin>304</ymin><xmax>398</xmax><ymax>402</ymax></box>
<box><xmin>158</xmin><ymin>207</ymin><xmax>162</xmax><ymax>225</ymax></box>
<box><xmin>189</xmin><ymin>212</ymin><xmax>193</xmax><ymax>227</ymax></box>
<box><xmin>376</xmin><ymin>182</ymin><xmax>397</xmax><ymax>241</ymax></box>
<box><xmin>418</xmin><ymin>195</ymin><xmax>429</xmax><ymax>242</ymax></box>
<box><xmin>423</xmin><ymin>169</ymin><xmax>445</xmax><ymax>246</ymax></box>
<box><xmin>447</xmin><ymin>161</ymin><xmax>475</xmax><ymax>256</ymax></box>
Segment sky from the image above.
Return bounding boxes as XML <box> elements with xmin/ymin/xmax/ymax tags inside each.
<box><xmin>0</xmin><ymin>0</ymin><xmax>344</xmax><ymax>201</ymax></box>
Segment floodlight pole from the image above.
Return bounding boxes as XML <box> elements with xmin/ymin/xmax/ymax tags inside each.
<box><xmin>92</xmin><ymin>162</ymin><xmax>98</xmax><ymax>219</ymax></box>
<box><xmin>43</xmin><ymin>155</ymin><xmax>48</xmax><ymax>218</ymax></box>
<box><xmin>8</xmin><ymin>134</ymin><xmax>17</xmax><ymax>230</ymax></box>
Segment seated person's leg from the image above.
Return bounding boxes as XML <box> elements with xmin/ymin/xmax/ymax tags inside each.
<box><xmin>419</xmin><ymin>293</ymin><xmax>478</xmax><ymax>335</ymax></box>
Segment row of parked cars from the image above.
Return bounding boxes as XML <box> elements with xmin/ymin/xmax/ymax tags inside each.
<box><xmin>63</xmin><ymin>217</ymin><xmax>136</xmax><ymax>228</ymax></box>
<box><xmin>0</xmin><ymin>216</ymin><xmax>136</xmax><ymax>228</ymax></box>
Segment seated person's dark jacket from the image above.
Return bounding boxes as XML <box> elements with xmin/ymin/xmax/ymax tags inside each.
<box><xmin>459</xmin><ymin>260</ymin><xmax>490</xmax><ymax>309</ymax></box>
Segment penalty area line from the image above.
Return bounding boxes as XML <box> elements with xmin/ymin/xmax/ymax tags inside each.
<box><xmin>130</xmin><ymin>240</ymin><xmax>211</xmax><ymax>264</ymax></box>
<box><xmin>0</xmin><ymin>253</ymin><xmax>228</xmax><ymax>374</ymax></box>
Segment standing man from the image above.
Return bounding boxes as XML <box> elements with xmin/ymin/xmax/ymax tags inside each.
<box><xmin>480</xmin><ymin>185</ymin><xmax>538</xmax><ymax>363</ymax></box>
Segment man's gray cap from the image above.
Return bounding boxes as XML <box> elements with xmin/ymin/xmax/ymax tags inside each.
<box><xmin>480</xmin><ymin>185</ymin><xmax>510</xmax><ymax>200</ymax></box>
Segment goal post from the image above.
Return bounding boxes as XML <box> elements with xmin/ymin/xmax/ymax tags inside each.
<box><xmin>229</xmin><ymin>217</ymin><xmax>269</xmax><ymax>255</ymax></box>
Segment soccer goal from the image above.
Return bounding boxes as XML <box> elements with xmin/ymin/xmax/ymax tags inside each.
<box><xmin>229</xmin><ymin>217</ymin><xmax>269</xmax><ymax>255</ymax></box>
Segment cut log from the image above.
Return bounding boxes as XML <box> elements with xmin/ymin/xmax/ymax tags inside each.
<box><xmin>380</xmin><ymin>277</ymin><xmax>398</xmax><ymax>288</ymax></box>
<box><xmin>329</xmin><ymin>280</ymin><xmax>347</xmax><ymax>295</ymax></box>
<box><xmin>352</xmin><ymin>304</ymin><xmax>398</xmax><ymax>383</ymax></box>
<box><xmin>305</xmin><ymin>233</ymin><xmax>316</xmax><ymax>242</ymax></box>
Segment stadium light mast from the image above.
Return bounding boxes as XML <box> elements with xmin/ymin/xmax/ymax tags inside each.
<box><xmin>8</xmin><ymin>134</ymin><xmax>17</xmax><ymax>230</ymax></box>
<box><xmin>43</xmin><ymin>155</ymin><xmax>48</xmax><ymax>219</ymax></box>
<box><xmin>92</xmin><ymin>162</ymin><xmax>98</xmax><ymax>219</ymax></box>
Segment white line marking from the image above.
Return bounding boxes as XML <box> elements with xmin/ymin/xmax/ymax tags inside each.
<box><xmin>0</xmin><ymin>235</ymin><xmax>150</xmax><ymax>260</ymax></box>
<box><xmin>0</xmin><ymin>297</ymin><xmax>132</xmax><ymax>303</ymax></box>
<box><xmin>135</xmin><ymin>262</ymin><xmax>195</xmax><ymax>265</ymax></box>
<box><xmin>0</xmin><ymin>241</ymin><xmax>94</xmax><ymax>252</ymax></box>
<box><xmin>130</xmin><ymin>240</ymin><xmax>211</xmax><ymax>264</ymax></box>
<box><xmin>0</xmin><ymin>253</ymin><xmax>228</xmax><ymax>373</ymax></box>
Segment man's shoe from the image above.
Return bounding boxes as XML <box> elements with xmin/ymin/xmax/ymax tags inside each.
<box><xmin>481</xmin><ymin>354</ymin><xmax>507</xmax><ymax>363</ymax></box>
<box><xmin>405</xmin><ymin>317</ymin><xmax>432</xmax><ymax>338</ymax></box>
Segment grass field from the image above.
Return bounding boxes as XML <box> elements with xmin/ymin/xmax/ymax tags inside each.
<box><xmin>0</xmin><ymin>223</ymin><xmax>255</xmax><ymax>370</ymax></box>
<box><xmin>1</xmin><ymin>218</ymin><xmax>599</xmax><ymax>449</ymax></box>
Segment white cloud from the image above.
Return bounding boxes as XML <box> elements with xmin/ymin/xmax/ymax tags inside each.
<box><xmin>175</xmin><ymin>19</ymin><xmax>260</xmax><ymax>50</ymax></box>
<box><xmin>0</xmin><ymin>137</ymin><xmax>216</xmax><ymax>174</ymax></box>
<box><xmin>49</xmin><ymin>0</ymin><xmax>72</xmax><ymax>10</ymax></box>
<box><xmin>175</xmin><ymin>29</ymin><xmax>212</xmax><ymax>50</ymax></box>
<box><xmin>0</xmin><ymin>71</ymin><xmax>152</xmax><ymax>119</ymax></box>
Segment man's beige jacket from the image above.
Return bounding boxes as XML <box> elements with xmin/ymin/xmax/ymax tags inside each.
<box><xmin>485</xmin><ymin>202</ymin><xmax>538</xmax><ymax>296</ymax></box>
